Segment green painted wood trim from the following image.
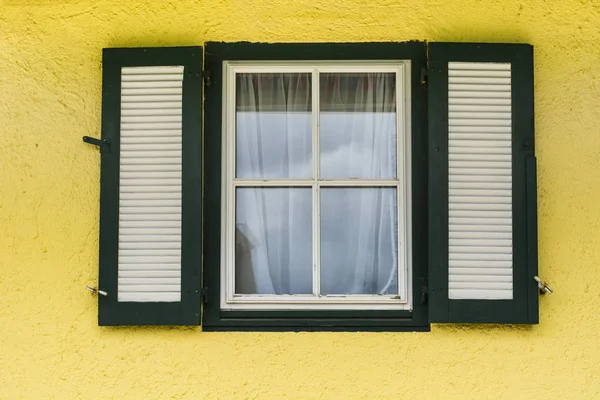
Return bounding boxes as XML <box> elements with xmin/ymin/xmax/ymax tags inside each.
<box><xmin>202</xmin><ymin>41</ymin><xmax>429</xmax><ymax>331</ymax></box>
<box><xmin>98</xmin><ymin>47</ymin><xmax>203</xmax><ymax>326</ymax></box>
<box><xmin>427</xmin><ymin>42</ymin><xmax>538</xmax><ymax>324</ymax></box>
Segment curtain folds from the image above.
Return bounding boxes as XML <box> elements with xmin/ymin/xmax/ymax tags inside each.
<box><xmin>235</xmin><ymin>72</ymin><xmax>399</xmax><ymax>296</ymax></box>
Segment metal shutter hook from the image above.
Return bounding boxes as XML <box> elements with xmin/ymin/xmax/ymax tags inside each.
<box><xmin>86</xmin><ymin>285</ymin><xmax>108</xmax><ymax>296</ymax></box>
<box><xmin>533</xmin><ymin>276</ymin><xmax>553</xmax><ymax>294</ymax></box>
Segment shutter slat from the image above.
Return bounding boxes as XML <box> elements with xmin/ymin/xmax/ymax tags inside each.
<box><xmin>119</xmin><ymin>221</ymin><xmax>181</xmax><ymax>229</ymax></box>
<box><xmin>121</xmin><ymin>115</ymin><xmax>182</xmax><ymax>123</ymax></box>
<box><xmin>449</xmin><ymin>260</ymin><xmax>512</xmax><ymax>267</ymax></box>
<box><xmin>449</xmin><ymin>203</ymin><xmax>511</xmax><ymax>211</ymax></box>
<box><xmin>121</xmin><ymin>122</ymin><xmax>182</xmax><ymax>130</ymax></box>
<box><xmin>449</xmin><ymin>224</ymin><xmax>512</xmax><ymax>233</ymax></box>
<box><xmin>449</xmin><ymin>133</ymin><xmax>511</xmax><ymax>141</ymax></box>
<box><xmin>449</xmin><ymin>90</ymin><xmax>511</xmax><ymax>98</ymax></box>
<box><xmin>122</xmin><ymin>101</ymin><xmax>183</xmax><ymax>109</ymax></box>
<box><xmin>120</xmin><ymin>234</ymin><xmax>182</xmax><ymax>242</ymax></box>
<box><xmin>119</xmin><ymin>278</ymin><xmax>181</xmax><ymax>285</ymax></box>
<box><xmin>449</xmin><ymin>160</ymin><xmax>511</xmax><ymax>168</ymax></box>
<box><xmin>121</xmin><ymin>95</ymin><xmax>182</xmax><ymax>103</ymax></box>
<box><xmin>120</xmin><ymin>143</ymin><xmax>182</xmax><ymax>151</ymax></box>
<box><xmin>449</xmin><ymin>267</ymin><xmax>512</xmax><ymax>275</ymax></box>
<box><xmin>121</xmin><ymin>108</ymin><xmax>183</xmax><ymax>116</ymax></box>
<box><xmin>118</xmin><ymin>285</ymin><xmax>180</xmax><ymax>292</ymax></box>
<box><xmin>120</xmin><ymin>172</ymin><xmax>182</xmax><ymax>180</ymax></box>
<box><xmin>449</xmin><ymin>275</ymin><xmax>512</xmax><ymax>282</ymax></box>
<box><xmin>119</xmin><ymin>263</ymin><xmax>181</xmax><ymax>270</ymax></box>
<box><xmin>450</xmin><ymin>238</ymin><xmax>512</xmax><ymax>246</ymax></box>
<box><xmin>121</xmin><ymin>164</ymin><xmax>182</xmax><ymax>172</ymax></box>
<box><xmin>448</xmin><ymin>84</ymin><xmax>511</xmax><ymax>92</ymax></box>
<box><xmin>449</xmin><ymin>112</ymin><xmax>511</xmax><ymax>119</ymax></box>
<box><xmin>120</xmin><ymin>157</ymin><xmax>182</xmax><ymax>165</ymax></box>
<box><xmin>449</xmin><ymin>97</ymin><xmax>511</xmax><ymax>105</ymax></box>
<box><xmin>122</xmin><ymin>81</ymin><xmax>183</xmax><ymax>88</ymax></box>
<box><xmin>450</xmin><ymin>231</ymin><xmax>512</xmax><ymax>239</ymax></box>
<box><xmin>122</xmin><ymin>74</ymin><xmax>184</xmax><ymax>82</ymax></box>
<box><xmin>448</xmin><ymin>69</ymin><xmax>511</xmax><ymax>77</ymax></box>
<box><xmin>121</xmin><ymin>88</ymin><xmax>183</xmax><ymax>96</ymax></box>
<box><xmin>119</xmin><ymin>228</ymin><xmax>181</xmax><ymax>235</ymax></box>
<box><xmin>122</xmin><ymin>66</ymin><xmax>184</xmax><ymax>74</ymax></box>
<box><xmin>449</xmin><ymin>104</ymin><xmax>511</xmax><ymax>112</ymax></box>
<box><xmin>118</xmin><ymin>293</ymin><xmax>181</xmax><ymax>302</ymax></box>
<box><xmin>448</xmin><ymin>62</ymin><xmax>511</xmax><ymax>70</ymax></box>
<box><xmin>119</xmin><ymin>242</ymin><xmax>181</xmax><ymax>250</ymax></box>
<box><xmin>121</xmin><ymin>129</ymin><xmax>182</xmax><ymax>138</ymax></box>
<box><xmin>119</xmin><ymin>270</ymin><xmax>181</xmax><ymax>277</ymax></box>
<box><xmin>118</xmin><ymin>65</ymin><xmax>184</xmax><ymax>303</ymax></box>
<box><xmin>120</xmin><ymin>192</ymin><xmax>181</xmax><ymax>200</ymax></box>
<box><xmin>449</xmin><ymin>253</ymin><xmax>512</xmax><ymax>261</ymax></box>
<box><xmin>120</xmin><ymin>199</ymin><xmax>182</xmax><ymax>207</ymax></box>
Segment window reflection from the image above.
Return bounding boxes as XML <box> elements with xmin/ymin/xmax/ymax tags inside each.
<box><xmin>320</xmin><ymin>73</ymin><xmax>397</xmax><ymax>179</ymax></box>
<box><xmin>236</xmin><ymin>73</ymin><xmax>312</xmax><ymax>179</ymax></box>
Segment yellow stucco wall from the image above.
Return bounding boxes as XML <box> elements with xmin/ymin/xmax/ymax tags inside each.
<box><xmin>1</xmin><ymin>0</ymin><xmax>600</xmax><ymax>398</ymax></box>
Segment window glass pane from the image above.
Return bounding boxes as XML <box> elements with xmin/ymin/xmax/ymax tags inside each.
<box><xmin>236</xmin><ymin>73</ymin><xmax>312</xmax><ymax>179</ymax></box>
<box><xmin>236</xmin><ymin>188</ymin><xmax>312</xmax><ymax>294</ymax></box>
<box><xmin>320</xmin><ymin>73</ymin><xmax>397</xmax><ymax>179</ymax></box>
<box><xmin>320</xmin><ymin>188</ymin><xmax>398</xmax><ymax>295</ymax></box>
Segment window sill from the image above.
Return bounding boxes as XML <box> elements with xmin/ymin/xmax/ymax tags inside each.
<box><xmin>202</xmin><ymin>309</ymin><xmax>430</xmax><ymax>332</ymax></box>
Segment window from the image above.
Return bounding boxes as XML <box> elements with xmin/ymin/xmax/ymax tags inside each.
<box><xmin>221</xmin><ymin>63</ymin><xmax>412</xmax><ymax>311</ymax></box>
<box><xmin>93</xmin><ymin>42</ymin><xmax>538</xmax><ymax>330</ymax></box>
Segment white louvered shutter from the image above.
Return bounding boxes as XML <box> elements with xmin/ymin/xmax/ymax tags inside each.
<box><xmin>118</xmin><ymin>66</ymin><xmax>184</xmax><ymax>302</ymax></box>
<box><xmin>447</xmin><ymin>62</ymin><xmax>513</xmax><ymax>300</ymax></box>
<box><xmin>428</xmin><ymin>42</ymin><xmax>538</xmax><ymax>324</ymax></box>
<box><xmin>98</xmin><ymin>47</ymin><xmax>202</xmax><ymax>326</ymax></box>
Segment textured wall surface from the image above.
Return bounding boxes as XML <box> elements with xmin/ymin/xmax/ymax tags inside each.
<box><xmin>1</xmin><ymin>0</ymin><xmax>600</xmax><ymax>398</ymax></box>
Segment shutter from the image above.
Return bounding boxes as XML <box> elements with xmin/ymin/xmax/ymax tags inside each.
<box><xmin>428</xmin><ymin>43</ymin><xmax>538</xmax><ymax>324</ymax></box>
<box><xmin>98</xmin><ymin>47</ymin><xmax>202</xmax><ymax>325</ymax></box>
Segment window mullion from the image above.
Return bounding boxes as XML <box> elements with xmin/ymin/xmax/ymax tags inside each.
<box><xmin>312</xmin><ymin>69</ymin><xmax>320</xmax><ymax>297</ymax></box>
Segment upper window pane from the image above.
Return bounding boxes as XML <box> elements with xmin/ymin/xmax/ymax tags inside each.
<box><xmin>236</xmin><ymin>73</ymin><xmax>312</xmax><ymax>179</ymax></box>
<box><xmin>319</xmin><ymin>72</ymin><xmax>397</xmax><ymax>179</ymax></box>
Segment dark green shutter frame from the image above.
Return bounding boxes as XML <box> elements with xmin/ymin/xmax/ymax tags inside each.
<box><xmin>428</xmin><ymin>42</ymin><xmax>538</xmax><ymax>324</ymax></box>
<box><xmin>98</xmin><ymin>47</ymin><xmax>202</xmax><ymax>326</ymax></box>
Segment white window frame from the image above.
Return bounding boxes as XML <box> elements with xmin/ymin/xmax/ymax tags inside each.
<box><xmin>220</xmin><ymin>60</ymin><xmax>413</xmax><ymax>310</ymax></box>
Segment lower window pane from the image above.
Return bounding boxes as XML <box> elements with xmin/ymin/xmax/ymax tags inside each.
<box><xmin>320</xmin><ymin>188</ymin><xmax>398</xmax><ymax>295</ymax></box>
<box><xmin>235</xmin><ymin>188</ymin><xmax>312</xmax><ymax>294</ymax></box>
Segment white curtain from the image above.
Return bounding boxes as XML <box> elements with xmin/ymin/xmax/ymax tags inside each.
<box><xmin>235</xmin><ymin>73</ymin><xmax>312</xmax><ymax>294</ymax></box>
<box><xmin>235</xmin><ymin>72</ymin><xmax>398</xmax><ymax>295</ymax></box>
<box><xmin>319</xmin><ymin>73</ymin><xmax>398</xmax><ymax>295</ymax></box>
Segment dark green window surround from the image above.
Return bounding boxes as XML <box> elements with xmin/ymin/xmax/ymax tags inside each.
<box><xmin>94</xmin><ymin>42</ymin><xmax>538</xmax><ymax>330</ymax></box>
<box><xmin>98</xmin><ymin>47</ymin><xmax>203</xmax><ymax>326</ymax></box>
<box><xmin>202</xmin><ymin>42</ymin><xmax>430</xmax><ymax>331</ymax></box>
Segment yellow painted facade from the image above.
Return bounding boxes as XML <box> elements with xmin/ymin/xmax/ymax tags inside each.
<box><xmin>1</xmin><ymin>0</ymin><xmax>600</xmax><ymax>398</ymax></box>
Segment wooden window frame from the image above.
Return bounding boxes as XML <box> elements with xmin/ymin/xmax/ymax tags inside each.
<box><xmin>202</xmin><ymin>42</ymin><xmax>429</xmax><ymax>331</ymax></box>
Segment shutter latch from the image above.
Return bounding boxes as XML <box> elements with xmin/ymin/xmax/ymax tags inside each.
<box><xmin>201</xmin><ymin>288</ymin><xmax>209</xmax><ymax>304</ymax></box>
<box><xmin>420</xmin><ymin>67</ymin><xmax>428</xmax><ymax>87</ymax></box>
<box><xmin>82</xmin><ymin>136</ymin><xmax>110</xmax><ymax>153</ymax></box>
<box><xmin>534</xmin><ymin>276</ymin><xmax>553</xmax><ymax>294</ymax></box>
<box><xmin>202</xmin><ymin>70</ymin><xmax>211</xmax><ymax>86</ymax></box>
<box><xmin>85</xmin><ymin>285</ymin><xmax>107</xmax><ymax>296</ymax></box>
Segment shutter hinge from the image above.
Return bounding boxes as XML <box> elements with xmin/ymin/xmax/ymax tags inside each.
<box><xmin>420</xmin><ymin>67</ymin><xmax>428</xmax><ymax>88</ymax></box>
<box><xmin>201</xmin><ymin>288</ymin><xmax>209</xmax><ymax>304</ymax></box>
<box><xmin>202</xmin><ymin>70</ymin><xmax>211</xmax><ymax>86</ymax></box>
<box><xmin>420</xmin><ymin>282</ymin><xmax>428</xmax><ymax>305</ymax></box>
<box><xmin>82</xmin><ymin>136</ymin><xmax>110</xmax><ymax>153</ymax></box>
